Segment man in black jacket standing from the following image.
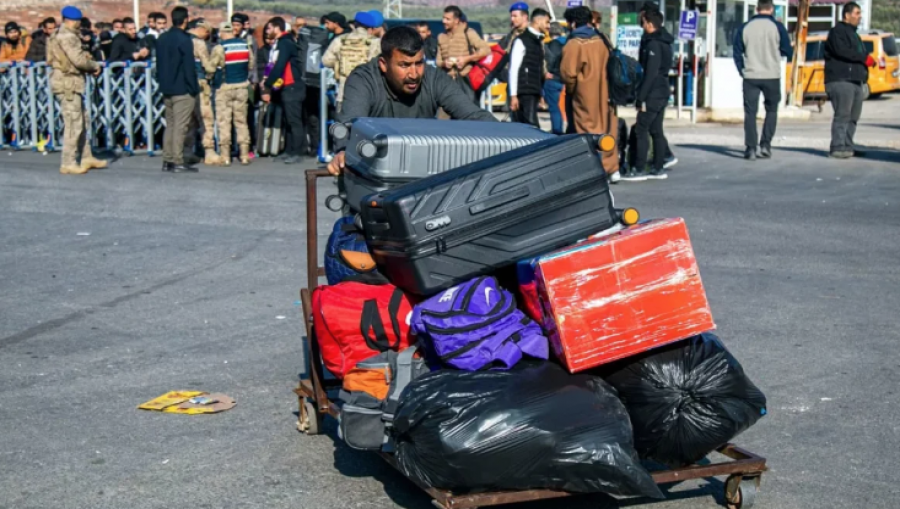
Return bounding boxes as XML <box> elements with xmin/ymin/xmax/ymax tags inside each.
<box><xmin>626</xmin><ymin>9</ymin><xmax>673</xmax><ymax>181</ymax></box>
<box><xmin>157</xmin><ymin>7</ymin><xmax>199</xmax><ymax>172</ymax></box>
<box><xmin>824</xmin><ymin>2</ymin><xmax>874</xmax><ymax>159</ymax></box>
<box><xmin>262</xmin><ymin>16</ymin><xmax>306</xmax><ymax>164</ymax></box>
<box><xmin>108</xmin><ymin>18</ymin><xmax>149</xmax><ymax>63</ymax></box>
<box><xmin>543</xmin><ymin>22</ymin><xmax>566</xmax><ymax>134</ymax></box>
<box><xmin>508</xmin><ymin>8</ymin><xmax>549</xmax><ymax>127</ymax></box>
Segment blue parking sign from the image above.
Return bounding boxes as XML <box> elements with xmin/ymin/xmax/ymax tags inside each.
<box><xmin>678</xmin><ymin>10</ymin><xmax>699</xmax><ymax>40</ymax></box>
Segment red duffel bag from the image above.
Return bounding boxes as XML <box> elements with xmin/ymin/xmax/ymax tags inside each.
<box><xmin>312</xmin><ymin>278</ymin><xmax>415</xmax><ymax>379</ymax></box>
<box><xmin>468</xmin><ymin>44</ymin><xmax>508</xmax><ymax>94</ymax></box>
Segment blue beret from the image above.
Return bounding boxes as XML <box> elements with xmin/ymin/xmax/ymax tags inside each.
<box><xmin>367</xmin><ymin>10</ymin><xmax>385</xmax><ymax>27</ymax></box>
<box><xmin>354</xmin><ymin>11</ymin><xmax>376</xmax><ymax>29</ymax></box>
<box><xmin>510</xmin><ymin>2</ymin><xmax>529</xmax><ymax>13</ymax></box>
<box><xmin>61</xmin><ymin>5</ymin><xmax>83</xmax><ymax>21</ymax></box>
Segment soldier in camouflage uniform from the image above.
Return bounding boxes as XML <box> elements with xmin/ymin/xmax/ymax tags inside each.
<box><xmin>210</xmin><ymin>21</ymin><xmax>255</xmax><ymax>166</ymax></box>
<box><xmin>48</xmin><ymin>6</ymin><xmax>107</xmax><ymax>175</ymax></box>
<box><xmin>186</xmin><ymin>20</ymin><xmax>221</xmax><ymax>166</ymax></box>
<box><xmin>321</xmin><ymin>11</ymin><xmax>382</xmax><ymax>110</ymax></box>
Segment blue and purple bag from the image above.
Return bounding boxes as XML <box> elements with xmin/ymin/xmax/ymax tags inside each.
<box><xmin>411</xmin><ymin>277</ymin><xmax>548</xmax><ymax>371</ymax></box>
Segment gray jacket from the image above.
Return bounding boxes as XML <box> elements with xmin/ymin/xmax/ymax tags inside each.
<box><xmin>733</xmin><ymin>14</ymin><xmax>793</xmax><ymax>80</ymax></box>
<box><xmin>337</xmin><ymin>59</ymin><xmax>496</xmax><ymax>126</ymax></box>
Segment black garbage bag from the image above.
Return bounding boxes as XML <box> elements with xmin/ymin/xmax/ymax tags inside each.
<box><xmin>601</xmin><ymin>333</ymin><xmax>767</xmax><ymax>467</ymax></box>
<box><xmin>391</xmin><ymin>361</ymin><xmax>663</xmax><ymax>498</ymax></box>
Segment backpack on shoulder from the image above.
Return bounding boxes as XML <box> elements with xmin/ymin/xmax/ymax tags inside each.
<box><xmin>600</xmin><ymin>33</ymin><xmax>643</xmax><ymax>106</ymax></box>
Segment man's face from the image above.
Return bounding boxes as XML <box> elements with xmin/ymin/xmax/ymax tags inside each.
<box><xmin>845</xmin><ymin>6</ymin><xmax>861</xmax><ymax>27</ymax></box>
<box><xmin>442</xmin><ymin>12</ymin><xmax>459</xmax><ymax>32</ymax></box>
<box><xmin>113</xmin><ymin>21</ymin><xmax>123</xmax><ymax>32</ymax></box>
<box><xmin>232</xmin><ymin>24</ymin><xmax>242</xmax><ymax>37</ymax></box>
<box><xmin>533</xmin><ymin>16</ymin><xmax>549</xmax><ymax>33</ymax></box>
<box><xmin>294</xmin><ymin>19</ymin><xmax>306</xmax><ymax>31</ymax></box>
<box><xmin>125</xmin><ymin>23</ymin><xmax>136</xmax><ymax>38</ymax></box>
<box><xmin>44</xmin><ymin>22</ymin><xmax>56</xmax><ymax>35</ymax></box>
<box><xmin>156</xmin><ymin>18</ymin><xmax>168</xmax><ymax>31</ymax></box>
<box><xmin>196</xmin><ymin>27</ymin><xmax>209</xmax><ymax>40</ymax></box>
<box><xmin>147</xmin><ymin>18</ymin><xmax>155</xmax><ymax>30</ymax></box>
<box><xmin>416</xmin><ymin>25</ymin><xmax>431</xmax><ymax>40</ymax></box>
<box><xmin>510</xmin><ymin>10</ymin><xmax>528</xmax><ymax>29</ymax></box>
<box><xmin>324</xmin><ymin>20</ymin><xmax>337</xmax><ymax>33</ymax></box>
<box><xmin>6</xmin><ymin>29</ymin><xmax>18</xmax><ymax>42</ymax></box>
<box><xmin>379</xmin><ymin>49</ymin><xmax>425</xmax><ymax>96</ymax></box>
<box><xmin>266</xmin><ymin>23</ymin><xmax>279</xmax><ymax>39</ymax></box>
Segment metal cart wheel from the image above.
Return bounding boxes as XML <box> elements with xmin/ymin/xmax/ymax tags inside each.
<box><xmin>298</xmin><ymin>397</ymin><xmax>323</xmax><ymax>436</ymax></box>
<box><xmin>725</xmin><ymin>475</ymin><xmax>759</xmax><ymax>509</ymax></box>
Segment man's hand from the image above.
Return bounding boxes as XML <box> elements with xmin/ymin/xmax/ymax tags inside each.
<box><xmin>327</xmin><ymin>151</ymin><xmax>346</xmax><ymax>176</ymax></box>
<box><xmin>636</xmin><ymin>102</ymin><xmax>645</xmax><ymax>113</ymax></box>
<box><xmin>93</xmin><ymin>67</ymin><xmax>102</xmax><ymax>76</ymax></box>
<box><xmin>443</xmin><ymin>58</ymin><xmax>456</xmax><ymax>70</ymax></box>
<box><xmin>545</xmin><ymin>72</ymin><xmax>554</xmax><ymax>80</ymax></box>
<box><xmin>866</xmin><ymin>55</ymin><xmax>877</xmax><ymax>67</ymax></box>
<box><xmin>139</xmin><ymin>47</ymin><xmax>150</xmax><ymax>58</ymax></box>
<box><xmin>510</xmin><ymin>96</ymin><xmax>519</xmax><ymax>112</ymax></box>
<box><xmin>262</xmin><ymin>93</ymin><xmax>271</xmax><ymax>103</ymax></box>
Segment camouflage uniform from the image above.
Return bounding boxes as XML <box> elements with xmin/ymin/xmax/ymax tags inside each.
<box><xmin>187</xmin><ymin>33</ymin><xmax>219</xmax><ymax>164</ymax></box>
<box><xmin>47</xmin><ymin>24</ymin><xmax>106</xmax><ymax>174</ymax></box>
<box><xmin>210</xmin><ymin>37</ymin><xmax>255</xmax><ymax>165</ymax></box>
<box><xmin>321</xmin><ymin>27</ymin><xmax>380</xmax><ymax>106</ymax></box>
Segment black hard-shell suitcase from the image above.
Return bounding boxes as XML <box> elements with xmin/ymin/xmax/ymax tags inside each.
<box><xmin>360</xmin><ymin>134</ymin><xmax>620</xmax><ymax>296</ymax></box>
<box><xmin>255</xmin><ymin>102</ymin><xmax>285</xmax><ymax>156</ymax></box>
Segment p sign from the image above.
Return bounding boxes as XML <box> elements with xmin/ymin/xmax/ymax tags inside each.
<box><xmin>678</xmin><ymin>10</ymin><xmax>699</xmax><ymax>40</ymax></box>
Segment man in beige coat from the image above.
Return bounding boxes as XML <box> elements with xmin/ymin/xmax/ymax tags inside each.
<box><xmin>560</xmin><ymin>6</ymin><xmax>619</xmax><ymax>179</ymax></box>
<box><xmin>437</xmin><ymin>6</ymin><xmax>489</xmax><ymax>103</ymax></box>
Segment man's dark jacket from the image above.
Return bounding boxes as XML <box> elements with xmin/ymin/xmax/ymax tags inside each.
<box><xmin>824</xmin><ymin>21</ymin><xmax>869</xmax><ymax>84</ymax></box>
<box><xmin>108</xmin><ymin>32</ymin><xmax>141</xmax><ymax>63</ymax></box>
<box><xmin>25</xmin><ymin>30</ymin><xmax>48</xmax><ymax>62</ymax></box>
<box><xmin>265</xmin><ymin>32</ymin><xmax>305</xmax><ymax>97</ymax></box>
<box><xmin>422</xmin><ymin>36</ymin><xmax>438</xmax><ymax>60</ymax></box>
<box><xmin>637</xmin><ymin>27</ymin><xmax>674</xmax><ymax>108</ymax></box>
<box><xmin>544</xmin><ymin>37</ymin><xmax>565</xmax><ymax>81</ymax></box>
<box><xmin>337</xmin><ymin>58</ymin><xmax>497</xmax><ymax>124</ymax></box>
<box><xmin>156</xmin><ymin>27</ymin><xmax>199</xmax><ymax>96</ymax></box>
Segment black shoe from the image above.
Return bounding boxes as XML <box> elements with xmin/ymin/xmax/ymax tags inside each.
<box><xmin>620</xmin><ymin>169</ymin><xmax>648</xmax><ymax>182</ymax></box>
<box><xmin>184</xmin><ymin>154</ymin><xmax>202</xmax><ymax>165</ymax></box>
<box><xmin>284</xmin><ymin>155</ymin><xmax>301</xmax><ymax>164</ymax></box>
<box><xmin>162</xmin><ymin>161</ymin><xmax>174</xmax><ymax>172</ymax></box>
<box><xmin>646</xmin><ymin>167</ymin><xmax>668</xmax><ymax>180</ymax></box>
<box><xmin>829</xmin><ymin>151</ymin><xmax>853</xmax><ymax>159</ymax></box>
<box><xmin>759</xmin><ymin>146</ymin><xmax>772</xmax><ymax>159</ymax></box>
<box><xmin>744</xmin><ymin>148</ymin><xmax>757</xmax><ymax>160</ymax></box>
<box><xmin>273</xmin><ymin>153</ymin><xmax>288</xmax><ymax>162</ymax></box>
<box><xmin>171</xmin><ymin>164</ymin><xmax>199</xmax><ymax>173</ymax></box>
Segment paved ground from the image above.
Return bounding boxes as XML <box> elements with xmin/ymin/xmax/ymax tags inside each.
<box><xmin>1</xmin><ymin>111</ymin><xmax>899</xmax><ymax>509</ymax></box>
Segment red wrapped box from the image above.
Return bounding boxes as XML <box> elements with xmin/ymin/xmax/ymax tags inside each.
<box><xmin>533</xmin><ymin>218</ymin><xmax>715</xmax><ymax>373</ymax></box>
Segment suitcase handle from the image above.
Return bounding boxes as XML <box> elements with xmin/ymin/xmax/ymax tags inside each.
<box><xmin>469</xmin><ymin>187</ymin><xmax>530</xmax><ymax>215</ymax></box>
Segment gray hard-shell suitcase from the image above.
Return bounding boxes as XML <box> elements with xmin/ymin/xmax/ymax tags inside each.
<box><xmin>335</xmin><ymin>118</ymin><xmax>553</xmax><ymax>211</ymax></box>
<box><xmin>360</xmin><ymin>134</ymin><xmax>620</xmax><ymax>297</ymax></box>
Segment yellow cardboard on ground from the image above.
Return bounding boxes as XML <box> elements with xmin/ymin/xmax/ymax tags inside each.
<box><xmin>138</xmin><ymin>391</ymin><xmax>206</xmax><ymax>411</ymax></box>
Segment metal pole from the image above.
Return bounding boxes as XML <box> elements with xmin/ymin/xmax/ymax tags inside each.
<box><xmin>677</xmin><ymin>40</ymin><xmax>684</xmax><ymax>120</ymax></box>
<box><xmin>791</xmin><ymin>0</ymin><xmax>809</xmax><ymax>107</ymax></box>
<box><xmin>227</xmin><ymin>0</ymin><xmax>233</xmax><ymax>20</ymax></box>
<box><xmin>133</xmin><ymin>0</ymin><xmax>139</xmax><ymax>27</ymax></box>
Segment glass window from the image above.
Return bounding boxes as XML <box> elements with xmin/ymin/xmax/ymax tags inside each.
<box><xmin>882</xmin><ymin>36</ymin><xmax>898</xmax><ymax>56</ymax></box>
<box><xmin>715</xmin><ymin>0</ymin><xmax>746</xmax><ymax>57</ymax></box>
<box><xmin>864</xmin><ymin>41</ymin><xmax>874</xmax><ymax>55</ymax></box>
<box><xmin>806</xmin><ymin>41</ymin><xmax>824</xmax><ymax>61</ymax></box>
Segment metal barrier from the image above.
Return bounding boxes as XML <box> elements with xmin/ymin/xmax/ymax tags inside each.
<box><xmin>0</xmin><ymin>61</ymin><xmax>166</xmax><ymax>154</ymax></box>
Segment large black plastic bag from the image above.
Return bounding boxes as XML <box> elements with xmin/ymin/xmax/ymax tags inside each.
<box><xmin>601</xmin><ymin>333</ymin><xmax>767</xmax><ymax>467</ymax></box>
<box><xmin>391</xmin><ymin>361</ymin><xmax>663</xmax><ymax>498</ymax></box>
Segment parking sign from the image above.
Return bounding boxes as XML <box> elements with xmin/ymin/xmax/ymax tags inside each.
<box><xmin>678</xmin><ymin>10</ymin><xmax>699</xmax><ymax>40</ymax></box>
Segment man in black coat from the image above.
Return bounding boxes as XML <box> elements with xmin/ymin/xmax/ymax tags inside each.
<box><xmin>626</xmin><ymin>9</ymin><xmax>673</xmax><ymax>181</ymax></box>
<box><xmin>156</xmin><ymin>7</ymin><xmax>199</xmax><ymax>172</ymax></box>
<box><xmin>109</xmin><ymin>18</ymin><xmax>149</xmax><ymax>63</ymax></box>
<box><xmin>25</xmin><ymin>17</ymin><xmax>56</xmax><ymax>62</ymax></box>
<box><xmin>824</xmin><ymin>2</ymin><xmax>875</xmax><ymax>158</ymax></box>
<box><xmin>261</xmin><ymin>16</ymin><xmax>307</xmax><ymax>164</ymax></box>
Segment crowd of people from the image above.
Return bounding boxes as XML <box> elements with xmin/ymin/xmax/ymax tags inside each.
<box><xmin>10</xmin><ymin>0</ymin><xmax>875</xmax><ymax>176</ymax></box>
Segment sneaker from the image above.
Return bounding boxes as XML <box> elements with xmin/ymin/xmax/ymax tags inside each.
<box><xmin>759</xmin><ymin>146</ymin><xmax>772</xmax><ymax>159</ymax></box>
<box><xmin>744</xmin><ymin>148</ymin><xmax>757</xmax><ymax>161</ymax></box>
<box><xmin>646</xmin><ymin>167</ymin><xmax>668</xmax><ymax>180</ymax></box>
<box><xmin>620</xmin><ymin>170</ymin><xmax>648</xmax><ymax>182</ymax></box>
<box><xmin>284</xmin><ymin>155</ymin><xmax>301</xmax><ymax>164</ymax></box>
<box><xmin>829</xmin><ymin>151</ymin><xmax>853</xmax><ymax>159</ymax></box>
<box><xmin>273</xmin><ymin>153</ymin><xmax>288</xmax><ymax>162</ymax></box>
<box><xmin>663</xmin><ymin>156</ymin><xmax>678</xmax><ymax>169</ymax></box>
<box><xmin>609</xmin><ymin>171</ymin><xmax>622</xmax><ymax>184</ymax></box>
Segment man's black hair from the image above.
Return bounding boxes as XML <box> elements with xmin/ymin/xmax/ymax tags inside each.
<box><xmin>113</xmin><ymin>18</ymin><xmax>122</xmax><ymax>25</ymax></box>
<box><xmin>644</xmin><ymin>9</ymin><xmax>664</xmax><ymax>28</ymax></box>
<box><xmin>80</xmin><ymin>17</ymin><xmax>92</xmax><ymax>29</ymax></box>
<box><xmin>639</xmin><ymin>2</ymin><xmax>660</xmax><ymax>14</ymax></box>
<box><xmin>444</xmin><ymin>6</ymin><xmax>463</xmax><ymax>20</ymax></box>
<box><xmin>564</xmin><ymin>6</ymin><xmax>593</xmax><ymax>28</ymax></box>
<box><xmin>532</xmin><ymin>8</ymin><xmax>550</xmax><ymax>20</ymax></box>
<box><xmin>842</xmin><ymin>1</ymin><xmax>861</xmax><ymax>18</ymax></box>
<box><xmin>152</xmin><ymin>12</ymin><xmax>166</xmax><ymax>22</ymax></box>
<box><xmin>415</xmin><ymin>21</ymin><xmax>430</xmax><ymax>29</ymax></box>
<box><xmin>42</xmin><ymin>17</ymin><xmax>56</xmax><ymax>27</ymax></box>
<box><xmin>757</xmin><ymin>0</ymin><xmax>774</xmax><ymax>10</ymax></box>
<box><xmin>122</xmin><ymin>17</ymin><xmax>135</xmax><ymax>25</ymax></box>
<box><xmin>381</xmin><ymin>25</ymin><xmax>424</xmax><ymax>59</ymax></box>
<box><xmin>267</xmin><ymin>16</ymin><xmax>287</xmax><ymax>32</ymax></box>
<box><xmin>171</xmin><ymin>7</ymin><xmax>189</xmax><ymax>28</ymax></box>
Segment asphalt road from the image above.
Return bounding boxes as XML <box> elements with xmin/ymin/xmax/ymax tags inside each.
<box><xmin>1</xmin><ymin>142</ymin><xmax>898</xmax><ymax>509</ymax></box>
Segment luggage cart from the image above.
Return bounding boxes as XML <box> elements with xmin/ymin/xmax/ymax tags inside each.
<box><xmin>295</xmin><ymin>169</ymin><xmax>768</xmax><ymax>509</ymax></box>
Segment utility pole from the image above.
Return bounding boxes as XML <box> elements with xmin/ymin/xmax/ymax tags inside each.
<box><xmin>384</xmin><ymin>0</ymin><xmax>402</xmax><ymax>19</ymax></box>
<box><xmin>790</xmin><ymin>0</ymin><xmax>810</xmax><ymax>107</ymax></box>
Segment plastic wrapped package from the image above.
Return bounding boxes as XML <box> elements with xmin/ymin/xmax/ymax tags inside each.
<box><xmin>391</xmin><ymin>361</ymin><xmax>663</xmax><ymax>498</ymax></box>
<box><xmin>601</xmin><ymin>333</ymin><xmax>767</xmax><ymax>467</ymax></box>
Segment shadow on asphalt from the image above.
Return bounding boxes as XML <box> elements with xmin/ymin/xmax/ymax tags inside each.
<box><xmin>866</xmin><ymin>123</ymin><xmax>900</xmax><ymax>131</ymax></box>
<box><xmin>680</xmin><ymin>143</ymin><xmax>900</xmax><ymax>163</ymax></box>
<box><xmin>677</xmin><ymin>144</ymin><xmax>750</xmax><ymax>159</ymax></box>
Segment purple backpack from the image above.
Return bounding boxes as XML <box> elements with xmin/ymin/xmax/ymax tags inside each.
<box><xmin>411</xmin><ymin>277</ymin><xmax>549</xmax><ymax>371</ymax></box>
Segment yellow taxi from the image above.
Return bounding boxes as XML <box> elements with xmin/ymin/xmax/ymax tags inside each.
<box><xmin>789</xmin><ymin>30</ymin><xmax>900</xmax><ymax>100</ymax></box>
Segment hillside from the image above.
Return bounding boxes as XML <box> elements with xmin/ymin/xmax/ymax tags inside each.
<box><xmin>872</xmin><ymin>0</ymin><xmax>900</xmax><ymax>35</ymax></box>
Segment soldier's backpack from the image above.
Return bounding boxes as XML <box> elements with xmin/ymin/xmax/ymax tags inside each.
<box><xmin>338</xmin><ymin>35</ymin><xmax>372</xmax><ymax>78</ymax></box>
<box><xmin>600</xmin><ymin>33</ymin><xmax>643</xmax><ymax>106</ymax></box>
<box><xmin>325</xmin><ymin>215</ymin><xmax>378</xmax><ymax>285</ymax></box>
<box><xmin>312</xmin><ymin>278</ymin><xmax>415</xmax><ymax>379</ymax></box>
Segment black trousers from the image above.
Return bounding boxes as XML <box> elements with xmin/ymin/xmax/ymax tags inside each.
<box><xmin>743</xmin><ymin>78</ymin><xmax>781</xmax><ymax>150</ymax></box>
<box><xmin>303</xmin><ymin>92</ymin><xmax>321</xmax><ymax>157</ymax></box>
<box><xmin>279</xmin><ymin>86</ymin><xmax>306</xmax><ymax>157</ymax></box>
<box><xmin>514</xmin><ymin>94</ymin><xmax>540</xmax><ymax>128</ymax></box>
<box><xmin>634</xmin><ymin>103</ymin><xmax>668</xmax><ymax>171</ymax></box>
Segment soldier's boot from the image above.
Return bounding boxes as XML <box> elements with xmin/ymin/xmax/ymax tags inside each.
<box><xmin>239</xmin><ymin>145</ymin><xmax>251</xmax><ymax>166</ymax></box>
<box><xmin>220</xmin><ymin>155</ymin><xmax>232</xmax><ymax>166</ymax></box>
<box><xmin>80</xmin><ymin>155</ymin><xmax>108</xmax><ymax>171</ymax></box>
<box><xmin>61</xmin><ymin>165</ymin><xmax>88</xmax><ymax>175</ymax></box>
<box><xmin>204</xmin><ymin>152</ymin><xmax>224</xmax><ymax>166</ymax></box>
